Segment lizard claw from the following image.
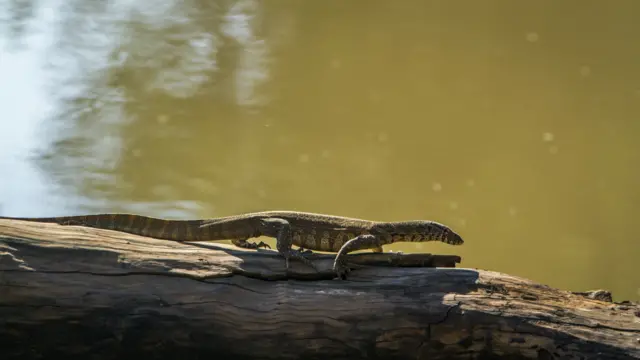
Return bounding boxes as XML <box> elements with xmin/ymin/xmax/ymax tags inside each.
<box><xmin>255</xmin><ymin>241</ymin><xmax>271</xmax><ymax>249</ymax></box>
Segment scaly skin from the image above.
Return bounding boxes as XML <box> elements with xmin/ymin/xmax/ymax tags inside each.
<box><xmin>0</xmin><ymin>211</ymin><xmax>464</xmax><ymax>279</ymax></box>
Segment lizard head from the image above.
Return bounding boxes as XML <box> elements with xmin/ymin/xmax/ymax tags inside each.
<box><xmin>372</xmin><ymin>220</ymin><xmax>464</xmax><ymax>245</ymax></box>
<box><xmin>443</xmin><ymin>227</ymin><xmax>464</xmax><ymax>245</ymax></box>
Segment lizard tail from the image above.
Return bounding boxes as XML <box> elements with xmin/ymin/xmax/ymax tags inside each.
<box><xmin>0</xmin><ymin>214</ymin><xmax>207</xmax><ymax>241</ymax></box>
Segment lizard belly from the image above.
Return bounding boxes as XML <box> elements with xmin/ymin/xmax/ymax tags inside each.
<box><xmin>292</xmin><ymin>228</ymin><xmax>368</xmax><ymax>252</ymax></box>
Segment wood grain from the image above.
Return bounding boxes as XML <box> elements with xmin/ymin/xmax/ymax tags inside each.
<box><xmin>1</xmin><ymin>219</ymin><xmax>638</xmax><ymax>360</ymax></box>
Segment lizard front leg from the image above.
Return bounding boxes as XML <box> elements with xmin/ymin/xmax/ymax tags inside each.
<box><xmin>333</xmin><ymin>234</ymin><xmax>384</xmax><ymax>279</ymax></box>
<box><xmin>259</xmin><ymin>218</ymin><xmax>317</xmax><ymax>271</ymax></box>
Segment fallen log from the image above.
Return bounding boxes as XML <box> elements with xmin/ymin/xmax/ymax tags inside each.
<box><xmin>0</xmin><ymin>219</ymin><xmax>638</xmax><ymax>360</ymax></box>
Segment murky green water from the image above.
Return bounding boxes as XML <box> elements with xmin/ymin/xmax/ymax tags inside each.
<box><xmin>1</xmin><ymin>0</ymin><xmax>638</xmax><ymax>300</ymax></box>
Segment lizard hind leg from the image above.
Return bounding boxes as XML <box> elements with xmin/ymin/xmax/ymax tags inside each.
<box><xmin>231</xmin><ymin>238</ymin><xmax>271</xmax><ymax>250</ymax></box>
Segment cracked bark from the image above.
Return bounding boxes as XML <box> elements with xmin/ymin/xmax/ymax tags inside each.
<box><xmin>1</xmin><ymin>219</ymin><xmax>639</xmax><ymax>360</ymax></box>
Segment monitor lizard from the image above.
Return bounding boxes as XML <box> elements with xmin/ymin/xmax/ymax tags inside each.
<box><xmin>0</xmin><ymin>211</ymin><xmax>464</xmax><ymax>279</ymax></box>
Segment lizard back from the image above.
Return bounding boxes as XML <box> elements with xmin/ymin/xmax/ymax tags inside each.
<box><xmin>200</xmin><ymin>211</ymin><xmax>375</xmax><ymax>252</ymax></box>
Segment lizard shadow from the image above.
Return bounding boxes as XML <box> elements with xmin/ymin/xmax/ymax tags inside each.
<box><xmin>181</xmin><ymin>240</ymin><xmax>339</xmax><ymax>280</ymax></box>
<box><xmin>181</xmin><ymin>240</ymin><xmax>470</xmax><ymax>282</ymax></box>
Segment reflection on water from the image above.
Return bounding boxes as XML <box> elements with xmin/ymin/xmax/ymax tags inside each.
<box><xmin>0</xmin><ymin>0</ymin><xmax>638</xmax><ymax>301</ymax></box>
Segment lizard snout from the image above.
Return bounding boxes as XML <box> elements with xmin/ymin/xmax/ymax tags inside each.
<box><xmin>447</xmin><ymin>231</ymin><xmax>464</xmax><ymax>245</ymax></box>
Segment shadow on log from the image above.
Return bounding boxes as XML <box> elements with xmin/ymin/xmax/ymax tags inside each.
<box><xmin>1</xmin><ymin>219</ymin><xmax>639</xmax><ymax>360</ymax></box>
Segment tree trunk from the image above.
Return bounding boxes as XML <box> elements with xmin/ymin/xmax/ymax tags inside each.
<box><xmin>1</xmin><ymin>219</ymin><xmax>638</xmax><ymax>360</ymax></box>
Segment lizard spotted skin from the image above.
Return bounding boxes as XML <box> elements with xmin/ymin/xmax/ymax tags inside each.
<box><xmin>0</xmin><ymin>211</ymin><xmax>464</xmax><ymax>279</ymax></box>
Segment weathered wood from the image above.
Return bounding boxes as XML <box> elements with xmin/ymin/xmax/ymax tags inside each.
<box><xmin>0</xmin><ymin>219</ymin><xmax>638</xmax><ymax>360</ymax></box>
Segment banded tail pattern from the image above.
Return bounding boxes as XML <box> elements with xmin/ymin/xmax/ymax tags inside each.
<box><xmin>0</xmin><ymin>214</ymin><xmax>212</xmax><ymax>241</ymax></box>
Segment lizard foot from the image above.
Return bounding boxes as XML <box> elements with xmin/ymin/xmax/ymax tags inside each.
<box><xmin>295</xmin><ymin>247</ymin><xmax>314</xmax><ymax>255</ymax></box>
<box><xmin>333</xmin><ymin>259</ymin><xmax>350</xmax><ymax>280</ymax></box>
<box><xmin>252</xmin><ymin>241</ymin><xmax>271</xmax><ymax>249</ymax></box>
<box><xmin>232</xmin><ymin>239</ymin><xmax>271</xmax><ymax>250</ymax></box>
<box><xmin>284</xmin><ymin>250</ymin><xmax>318</xmax><ymax>272</ymax></box>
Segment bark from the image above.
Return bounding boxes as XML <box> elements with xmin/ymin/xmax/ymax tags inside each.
<box><xmin>0</xmin><ymin>219</ymin><xmax>638</xmax><ymax>360</ymax></box>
